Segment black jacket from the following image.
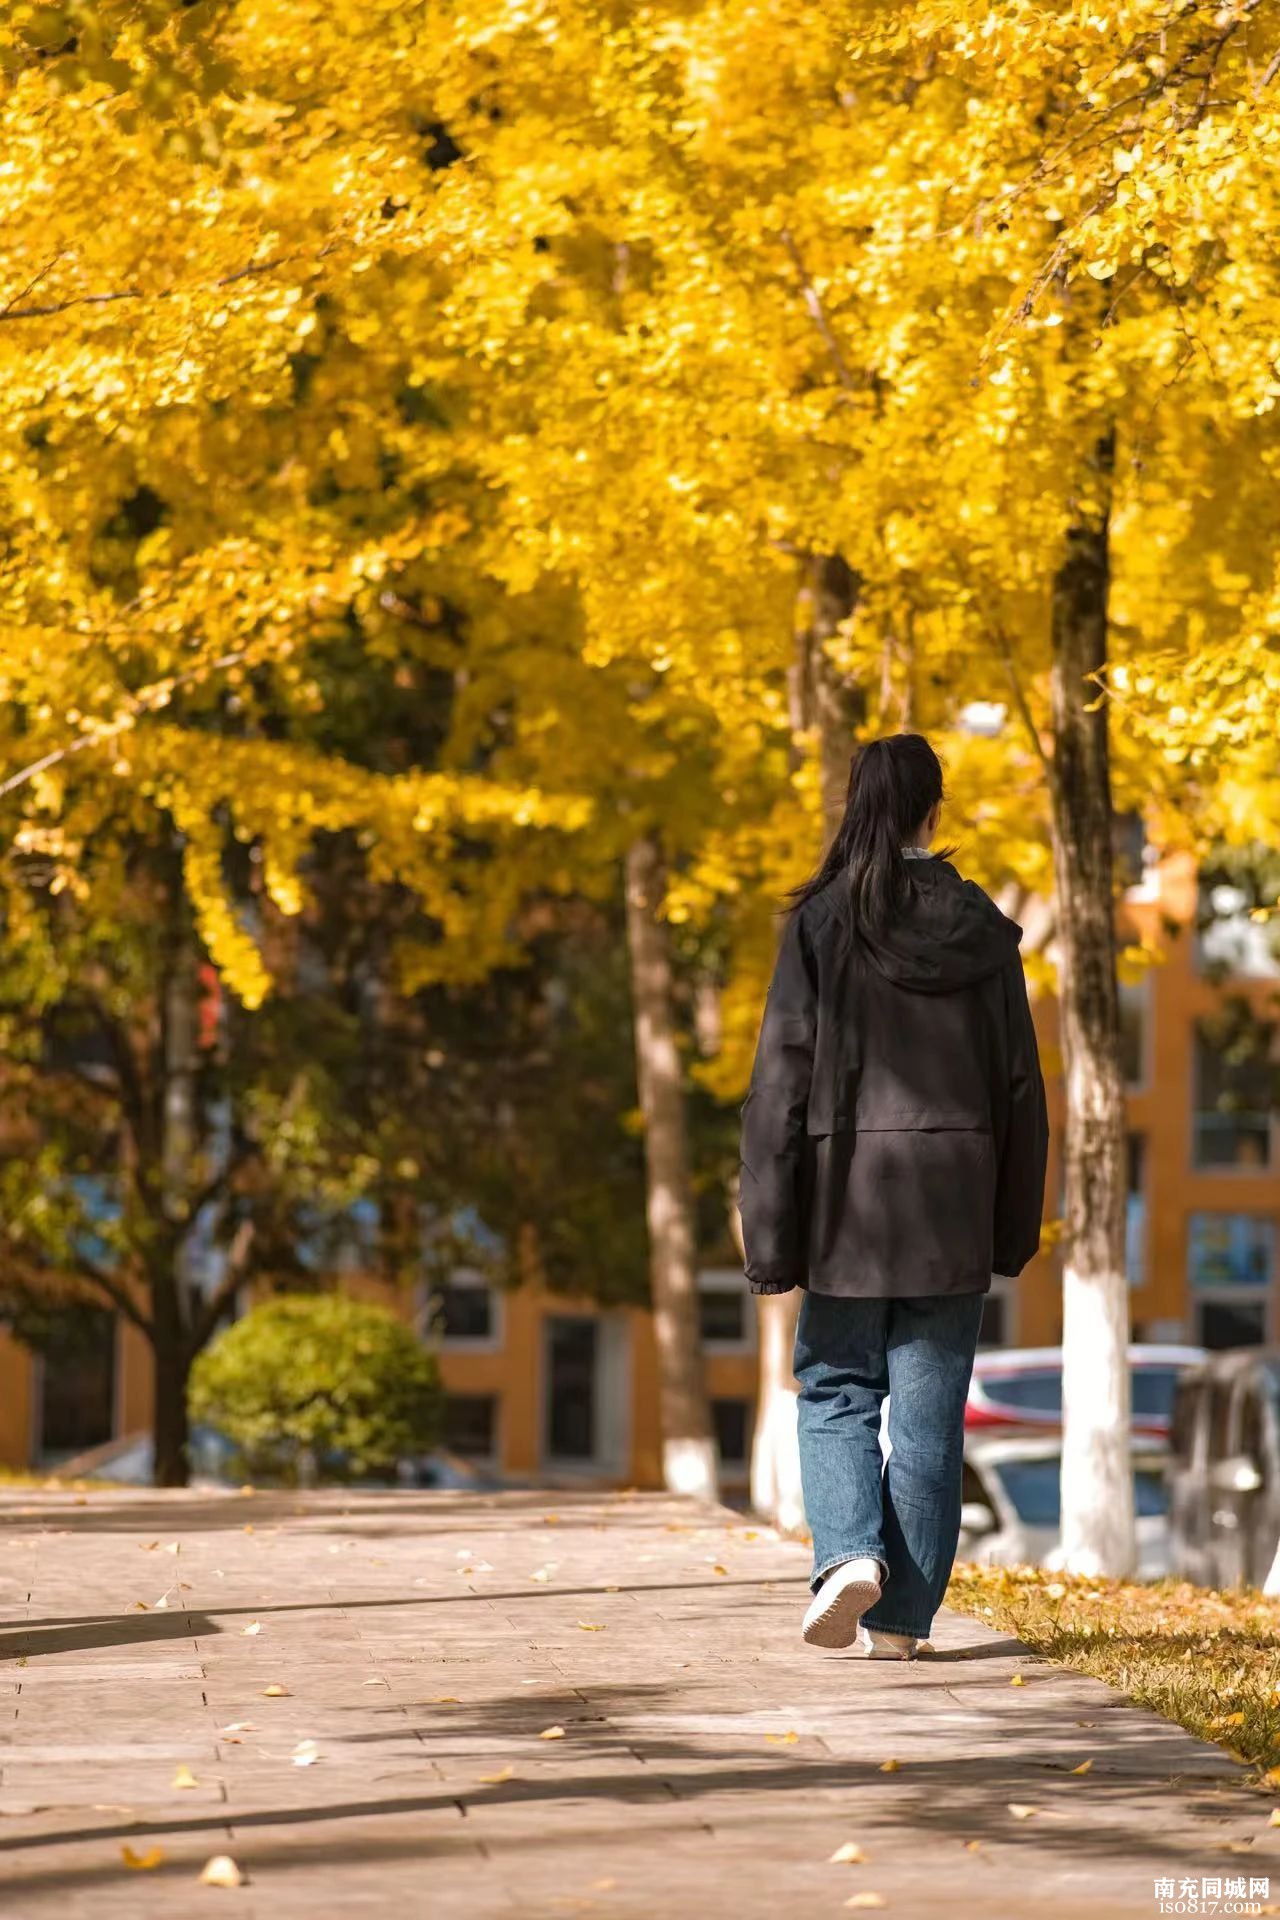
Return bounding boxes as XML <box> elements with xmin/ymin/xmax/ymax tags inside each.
<box><xmin>739</xmin><ymin>857</ymin><xmax>1049</xmax><ymax>1298</ymax></box>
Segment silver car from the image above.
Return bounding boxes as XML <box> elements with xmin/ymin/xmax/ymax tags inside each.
<box><xmin>958</xmin><ymin>1432</ymin><xmax>1173</xmax><ymax>1577</ymax></box>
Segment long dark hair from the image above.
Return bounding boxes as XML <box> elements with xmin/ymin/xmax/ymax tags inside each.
<box><xmin>789</xmin><ymin>732</ymin><xmax>950</xmax><ymax>931</ymax></box>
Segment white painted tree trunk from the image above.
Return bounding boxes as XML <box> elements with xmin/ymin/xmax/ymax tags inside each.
<box><xmin>1049</xmin><ymin>436</ymin><xmax>1136</xmax><ymax>1577</ymax></box>
<box><xmin>624</xmin><ymin>834</ymin><xmax>719</xmax><ymax>1503</ymax></box>
<box><xmin>750</xmin><ymin>1290</ymin><xmax>806</xmax><ymax>1532</ymax></box>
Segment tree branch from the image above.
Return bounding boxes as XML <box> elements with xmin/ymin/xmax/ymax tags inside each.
<box><xmin>780</xmin><ymin>228</ymin><xmax>857</xmax><ymax>394</ymax></box>
<box><xmin>189</xmin><ymin>1217</ymin><xmax>255</xmax><ymax>1352</ymax></box>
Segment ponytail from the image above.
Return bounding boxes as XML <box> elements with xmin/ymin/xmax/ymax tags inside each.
<box><xmin>787</xmin><ymin>733</ymin><xmax>948</xmax><ymax>931</ymax></box>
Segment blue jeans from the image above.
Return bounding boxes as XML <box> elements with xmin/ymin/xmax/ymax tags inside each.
<box><xmin>794</xmin><ymin>1291</ymin><xmax>985</xmax><ymax>1640</ymax></box>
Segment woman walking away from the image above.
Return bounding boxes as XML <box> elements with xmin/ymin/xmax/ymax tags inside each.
<box><xmin>739</xmin><ymin>733</ymin><xmax>1048</xmax><ymax>1660</ymax></box>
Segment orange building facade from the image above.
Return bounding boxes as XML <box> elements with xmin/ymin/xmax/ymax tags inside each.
<box><xmin>1</xmin><ymin>848</ymin><xmax>1277</xmax><ymax>1485</ymax></box>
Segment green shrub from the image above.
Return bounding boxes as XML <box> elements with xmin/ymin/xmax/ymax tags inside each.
<box><xmin>188</xmin><ymin>1293</ymin><xmax>442</xmax><ymax>1483</ymax></box>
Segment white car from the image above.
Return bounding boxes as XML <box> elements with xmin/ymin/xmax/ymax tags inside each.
<box><xmin>958</xmin><ymin>1432</ymin><xmax>1172</xmax><ymax>1578</ymax></box>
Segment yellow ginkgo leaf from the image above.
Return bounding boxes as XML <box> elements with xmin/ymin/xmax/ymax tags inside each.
<box><xmin>1009</xmin><ymin>1675</ymin><xmax>1025</xmax><ymax>1687</ymax></box>
<box><xmin>829</xmin><ymin>1841</ymin><xmax>868</xmax><ymax>1864</ymax></box>
<box><xmin>122</xmin><ymin>1845</ymin><xmax>164</xmax><ymax>1871</ymax></box>
<box><xmin>291</xmin><ymin>1740</ymin><xmax>320</xmax><ymax>1767</ymax></box>
<box><xmin>171</xmin><ymin>1765</ymin><xmax>198</xmax><ymax>1790</ymax></box>
<box><xmin>711</xmin><ymin>1565</ymin><xmax>728</xmax><ymax>1576</ymax></box>
<box><xmin>539</xmin><ymin>1725</ymin><xmax>566</xmax><ymax>1740</ymax></box>
<box><xmin>431</xmin><ymin>1695</ymin><xmax>461</xmax><ymax>1705</ymax></box>
<box><xmin>1269</xmin><ymin>1808</ymin><xmax>1280</xmax><ymax>1827</ymax></box>
<box><xmin>241</xmin><ymin>1621</ymin><xmax>262</xmax><ymax>1637</ymax></box>
<box><xmin>199</xmin><ymin>1855</ymin><xmax>245</xmax><ymax>1888</ymax></box>
<box><xmin>576</xmin><ymin>1621</ymin><xmax>605</xmax><ymax>1632</ymax></box>
<box><xmin>764</xmin><ymin>1731</ymin><xmax>799</xmax><ymax>1745</ymax></box>
<box><xmin>1008</xmin><ymin>1803</ymin><xmax>1041</xmax><ymax>1820</ymax></box>
<box><xmin>877</xmin><ymin>1758</ymin><xmax>901</xmax><ymax>1773</ymax></box>
<box><xmin>262</xmin><ymin>1685</ymin><xmax>290</xmax><ymax>1698</ymax></box>
<box><xmin>1070</xmin><ymin>1758</ymin><xmax>1094</xmax><ymax>1776</ymax></box>
<box><xmin>844</xmin><ymin>1896</ymin><xmax>888</xmax><ymax>1911</ymax></box>
<box><xmin>478</xmin><ymin>1766</ymin><xmax>515</xmax><ymax>1784</ymax></box>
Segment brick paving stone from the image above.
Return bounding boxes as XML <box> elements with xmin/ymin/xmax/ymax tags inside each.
<box><xmin>0</xmin><ymin>1486</ymin><xmax>1275</xmax><ymax>1919</ymax></box>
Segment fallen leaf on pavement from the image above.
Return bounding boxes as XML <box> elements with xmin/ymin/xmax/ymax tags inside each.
<box><xmin>877</xmin><ymin>1759</ymin><xmax>901</xmax><ymax>1773</ymax></box>
<box><xmin>531</xmin><ymin>1569</ymin><xmax>552</xmax><ymax>1582</ymax></box>
<box><xmin>362</xmin><ymin>1679</ymin><xmax>385</xmax><ymax>1687</ymax></box>
<box><xmin>431</xmin><ymin>1695</ymin><xmax>461</xmax><ymax>1705</ymax></box>
<box><xmin>576</xmin><ymin>1621</ymin><xmax>605</xmax><ymax>1632</ymax></box>
<box><xmin>539</xmin><ymin>1725</ymin><xmax>566</xmax><ymax>1740</ymax></box>
<box><xmin>543</xmin><ymin>1514</ymin><xmax>560</xmax><ymax>1525</ymax></box>
<box><xmin>140</xmin><ymin>1542</ymin><xmax>160</xmax><ymax>1552</ymax></box>
<box><xmin>1074</xmin><ymin>1720</ymin><xmax>1097</xmax><ymax>1729</ymax></box>
<box><xmin>710</xmin><ymin>1565</ymin><xmax>728</xmax><ymax>1577</ymax></box>
<box><xmin>844</xmin><ymin>1896</ymin><xmax>888</xmax><ymax>1911</ymax></box>
<box><xmin>262</xmin><ymin>1685</ymin><xmax>290</xmax><ymax>1698</ymax></box>
<box><xmin>132</xmin><ymin>1600</ymin><xmax>149</xmax><ymax>1611</ymax></box>
<box><xmin>171</xmin><ymin>1765</ymin><xmax>199</xmax><ymax>1790</ymax></box>
<box><xmin>963</xmin><ymin>1840</ymin><xmax>983</xmax><ymax>1853</ymax></box>
<box><xmin>292</xmin><ymin>1740</ymin><xmax>321</xmax><ymax>1767</ymax></box>
<box><xmin>1070</xmin><ymin>1759</ymin><xmax>1094</xmax><ymax>1776</ymax></box>
<box><xmin>164</xmin><ymin>1543</ymin><xmax>180</xmax><ymax>1556</ymax></box>
<box><xmin>220</xmin><ymin>1723</ymin><xmax>256</xmax><ymax>1738</ymax></box>
<box><xmin>122</xmin><ymin>1845</ymin><xmax>164</xmax><ymax>1871</ymax></box>
<box><xmin>199</xmin><ymin>1855</ymin><xmax>245</xmax><ymax>1888</ymax></box>
<box><xmin>1009</xmin><ymin>1675</ymin><xmax>1025</xmax><ymax>1687</ymax></box>
<box><xmin>1269</xmin><ymin>1809</ymin><xmax>1280</xmax><ymax>1827</ymax></box>
<box><xmin>478</xmin><ymin>1766</ymin><xmax>515</xmax><ymax>1784</ymax></box>
<box><xmin>1007</xmin><ymin>1804</ymin><xmax>1041</xmax><ymax>1820</ymax></box>
<box><xmin>764</xmin><ymin>1732</ymin><xmax>799</xmax><ymax>1746</ymax></box>
<box><xmin>829</xmin><ymin>1841</ymin><xmax>868</xmax><ymax>1864</ymax></box>
<box><xmin>241</xmin><ymin>1622</ymin><xmax>262</xmax><ymax>1637</ymax></box>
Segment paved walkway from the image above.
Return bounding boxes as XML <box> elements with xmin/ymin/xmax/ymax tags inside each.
<box><xmin>0</xmin><ymin>1488</ymin><xmax>1273</xmax><ymax>1918</ymax></box>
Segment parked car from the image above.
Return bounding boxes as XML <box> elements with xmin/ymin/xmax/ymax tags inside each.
<box><xmin>958</xmin><ymin>1432</ymin><xmax>1173</xmax><ymax>1577</ymax></box>
<box><xmin>967</xmin><ymin>1344</ymin><xmax>1206</xmax><ymax>1440</ymax></box>
<box><xmin>1168</xmin><ymin>1349</ymin><xmax>1280</xmax><ymax>1592</ymax></box>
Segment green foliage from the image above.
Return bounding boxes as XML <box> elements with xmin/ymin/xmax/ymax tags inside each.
<box><xmin>188</xmin><ymin>1293</ymin><xmax>442</xmax><ymax>1482</ymax></box>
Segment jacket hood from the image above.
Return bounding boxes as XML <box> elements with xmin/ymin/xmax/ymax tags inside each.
<box><xmin>821</xmin><ymin>857</ymin><xmax>1022</xmax><ymax>994</ymax></box>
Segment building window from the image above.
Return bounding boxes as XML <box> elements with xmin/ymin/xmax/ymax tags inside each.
<box><xmin>977</xmin><ymin>1292</ymin><xmax>1006</xmax><ymax>1348</ymax></box>
<box><xmin>712</xmin><ymin>1398</ymin><xmax>752</xmax><ymax>1468</ymax></box>
<box><xmin>697</xmin><ymin>1269</ymin><xmax>754</xmax><ymax>1351</ymax></box>
<box><xmin>1188</xmin><ymin>1213</ymin><xmax>1273</xmax><ymax>1350</ymax></box>
<box><xmin>1126</xmin><ymin>1133</ymin><xmax>1146</xmax><ymax>1286</ymax></box>
<box><xmin>1118</xmin><ymin>977</ymin><xmax>1151</xmax><ymax>1088</ymax></box>
<box><xmin>442</xmin><ymin>1394</ymin><xmax>498</xmax><ymax>1459</ymax></box>
<box><xmin>425</xmin><ymin>1271</ymin><xmax>500</xmax><ymax>1347</ymax></box>
<box><xmin>1192</xmin><ymin>1012</ymin><xmax>1275</xmax><ymax>1170</ymax></box>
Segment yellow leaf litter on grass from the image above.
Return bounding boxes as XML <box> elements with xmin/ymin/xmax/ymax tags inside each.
<box><xmin>171</xmin><ymin>1765</ymin><xmax>198</xmax><ymax>1790</ymax></box>
<box><xmin>199</xmin><ymin>1855</ymin><xmax>245</xmax><ymax>1888</ymax></box>
<box><xmin>829</xmin><ymin>1841</ymin><xmax>868</xmax><ymax>1864</ymax></box>
<box><xmin>122</xmin><ymin>1846</ymin><xmax>164</xmax><ymax>1870</ymax></box>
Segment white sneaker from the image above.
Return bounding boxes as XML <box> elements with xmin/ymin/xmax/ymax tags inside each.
<box><xmin>858</xmin><ymin>1626</ymin><xmax>920</xmax><ymax>1660</ymax></box>
<box><xmin>801</xmin><ymin>1557</ymin><xmax>883</xmax><ymax>1648</ymax></box>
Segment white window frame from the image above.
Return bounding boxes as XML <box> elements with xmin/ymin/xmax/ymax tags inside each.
<box><xmin>697</xmin><ymin>1268</ymin><xmax>756</xmax><ymax>1354</ymax></box>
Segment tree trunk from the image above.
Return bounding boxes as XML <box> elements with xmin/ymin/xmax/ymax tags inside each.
<box><xmin>1048</xmin><ymin>434</ymin><xmax>1135</xmax><ymax>1577</ymax></box>
<box><xmin>624</xmin><ymin>834</ymin><xmax>718</xmax><ymax>1500</ymax></box>
<box><xmin>751</xmin><ymin>554</ymin><xmax>862</xmax><ymax>1532</ymax></box>
<box><xmin>151</xmin><ymin>1288</ymin><xmax>192</xmax><ymax>1488</ymax></box>
<box><xmin>152</xmin><ymin>929</ymin><xmax>200</xmax><ymax>1488</ymax></box>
